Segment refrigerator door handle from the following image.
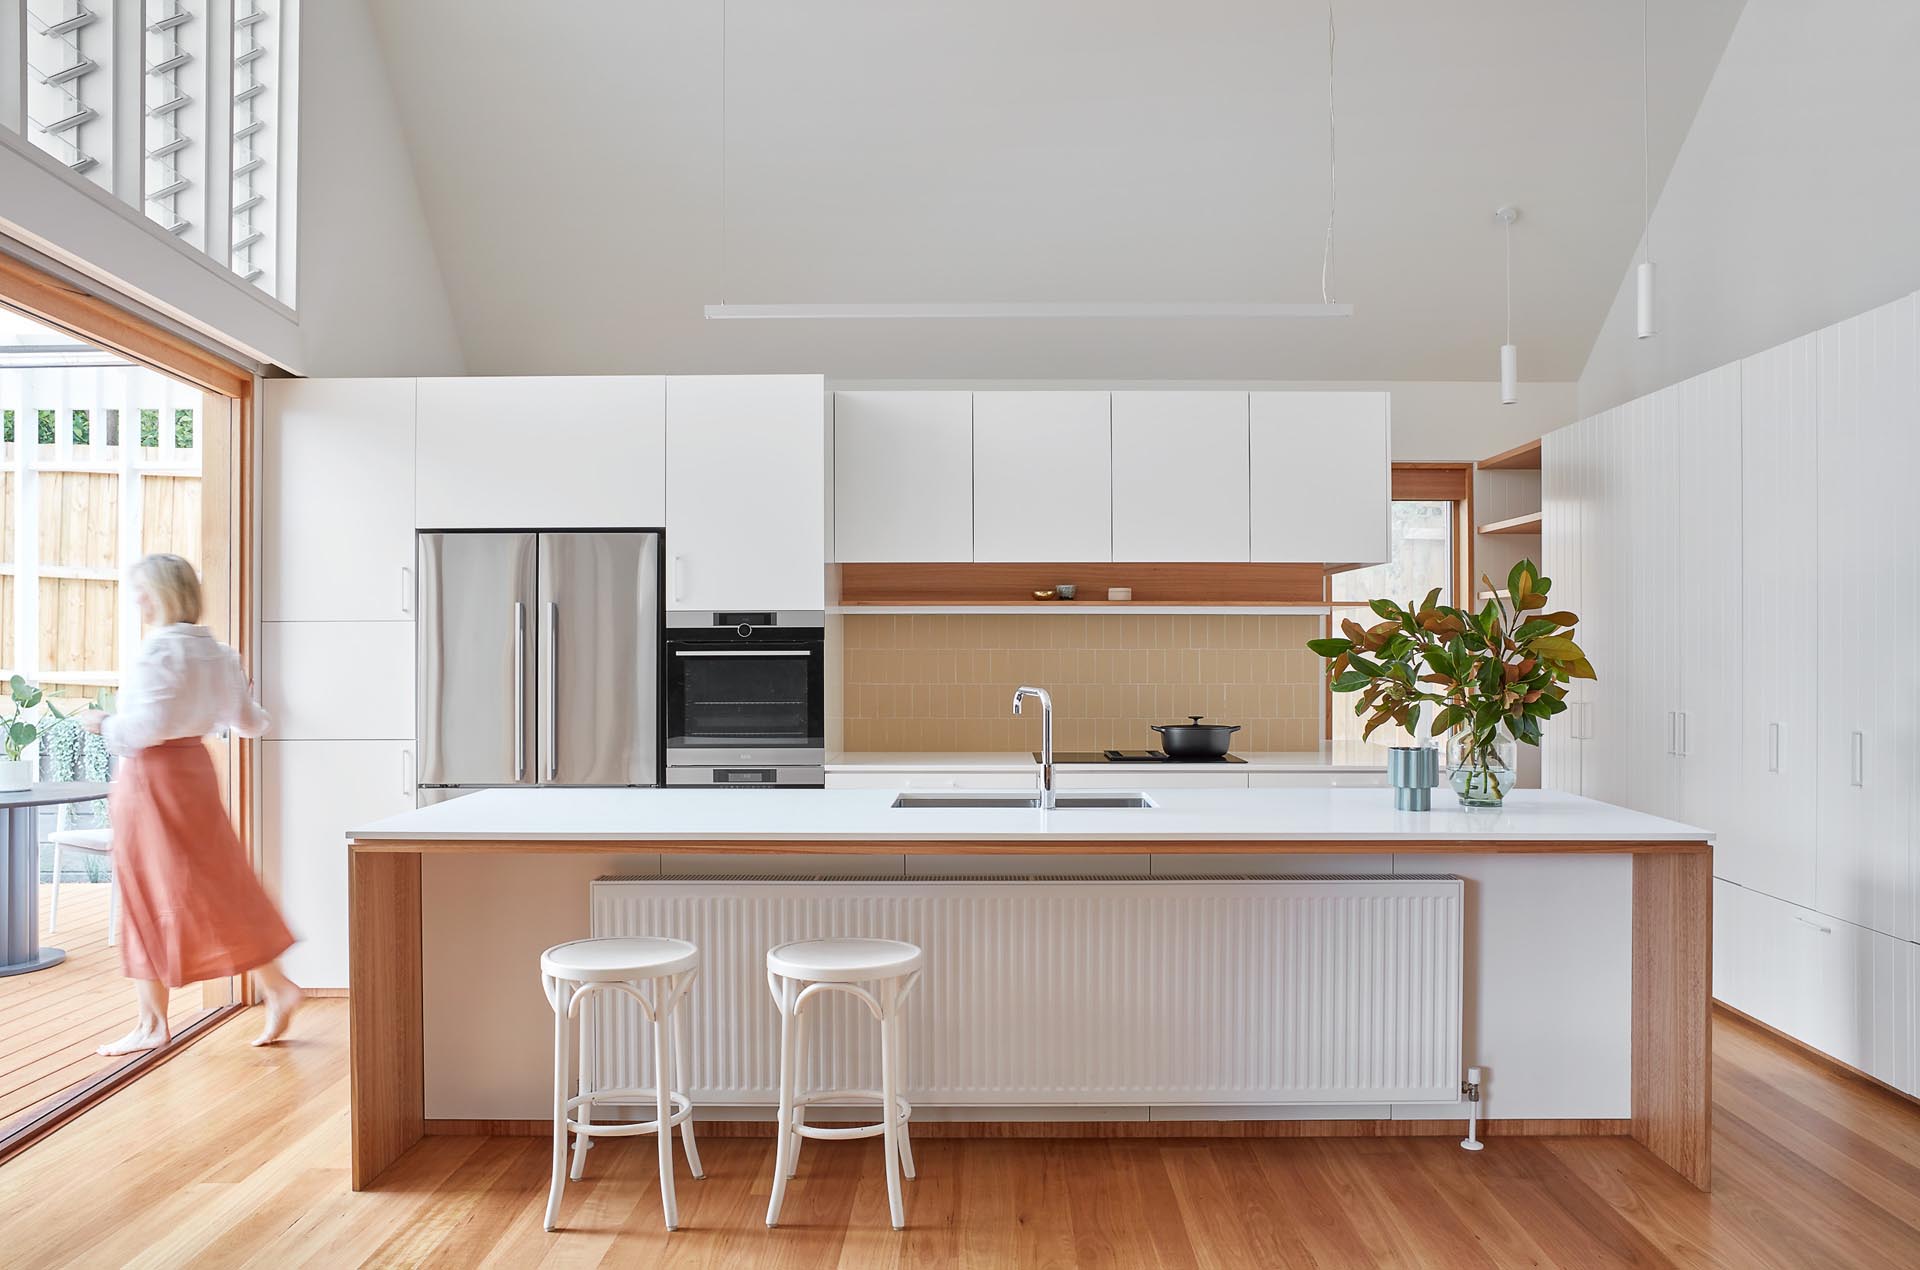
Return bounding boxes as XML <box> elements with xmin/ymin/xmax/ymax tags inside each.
<box><xmin>513</xmin><ymin>602</ymin><xmax>527</xmax><ymax>782</ymax></box>
<box><xmin>544</xmin><ymin>600</ymin><xmax>559</xmax><ymax>782</ymax></box>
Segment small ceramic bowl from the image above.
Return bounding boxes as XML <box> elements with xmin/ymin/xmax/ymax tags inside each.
<box><xmin>1031</xmin><ymin>589</ymin><xmax>1057</xmax><ymax>601</ymax></box>
<box><xmin>1057</xmin><ymin>584</ymin><xmax>1078</xmax><ymax>600</ymax></box>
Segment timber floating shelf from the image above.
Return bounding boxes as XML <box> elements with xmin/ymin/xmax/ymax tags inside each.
<box><xmin>1477</xmin><ymin>511</ymin><xmax>1542</xmax><ymax>536</ymax></box>
<box><xmin>836</xmin><ymin>561</ymin><xmax>1331</xmax><ymax>608</ymax></box>
<box><xmin>833</xmin><ymin>603</ymin><xmax>1333</xmax><ymax>616</ymax></box>
<box><xmin>1478</xmin><ymin>437</ymin><xmax>1542</xmax><ymax>470</ymax></box>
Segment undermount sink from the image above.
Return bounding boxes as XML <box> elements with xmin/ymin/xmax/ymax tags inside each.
<box><xmin>890</xmin><ymin>792</ymin><xmax>1156</xmax><ymax>810</ymax></box>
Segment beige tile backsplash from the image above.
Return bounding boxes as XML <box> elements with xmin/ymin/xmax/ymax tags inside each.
<box><xmin>840</xmin><ymin>613</ymin><xmax>1325</xmax><ymax>753</ymax></box>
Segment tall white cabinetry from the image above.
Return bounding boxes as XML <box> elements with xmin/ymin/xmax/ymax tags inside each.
<box><xmin>1544</xmin><ymin>289</ymin><xmax>1920</xmax><ymax>1099</ymax></box>
<box><xmin>665</xmin><ymin>376</ymin><xmax>828</xmax><ymax>611</ymax></box>
<box><xmin>261</xmin><ymin>378</ymin><xmax>420</xmax><ymax>988</ymax></box>
<box><xmin>1109</xmin><ymin>392</ymin><xmax>1249</xmax><ymax>561</ymax></box>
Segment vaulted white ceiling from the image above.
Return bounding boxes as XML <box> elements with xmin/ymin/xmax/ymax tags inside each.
<box><xmin>364</xmin><ymin>0</ymin><xmax>1745</xmax><ymax>381</ymax></box>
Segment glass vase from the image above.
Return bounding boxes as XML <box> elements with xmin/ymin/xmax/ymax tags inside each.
<box><xmin>1449</xmin><ymin>732</ymin><xmax>1519</xmax><ymax>808</ymax></box>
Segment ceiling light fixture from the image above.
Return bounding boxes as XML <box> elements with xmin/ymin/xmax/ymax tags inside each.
<box><xmin>1636</xmin><ymin>0</ymin><xmax>1656</xmax><ymax>340</ymax></box>
<box><xmin>704</xmin><ymin>0</ymin><xmax>1354</xmax><ymax>322</ymax></box>
<box><xmin>1495</xmin><ymin>206</ymin><xmax>1519</xmax><ymax>405</ymax></box>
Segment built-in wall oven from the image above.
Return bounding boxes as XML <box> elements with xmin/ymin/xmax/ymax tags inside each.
<box><xmin>665</xmin><ymin>611</ymin><xmax>825</xmax><ymax>787</ymax></box>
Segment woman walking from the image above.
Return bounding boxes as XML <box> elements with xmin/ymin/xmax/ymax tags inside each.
<box><xmin>80</xmin><ymin>554</ymin><xmax>301</xmax><ymax>1054</ymax></box>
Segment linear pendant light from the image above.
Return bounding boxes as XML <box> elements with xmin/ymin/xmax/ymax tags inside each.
<box><xmin>1636</xmin><ymin>0</ymin><xmax>1656</xmax><ymax>339</ymax></box>
<box><xmin>1495</xmin><ymin>206</ymin><xmax>1519</xmax><ymax>404</ymax></box>
<box><xmin>704</xmin><ymin>0</ymin><xmax>1354</xmax><ymax>321</ymax></box>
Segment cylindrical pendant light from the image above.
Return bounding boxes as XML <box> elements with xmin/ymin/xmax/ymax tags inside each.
<box><xmin>1495</xmin><ymin>206</ymin><xmax>1519</xmax><ymax>405</ymax></box>
<box><xmin>1636</xmin><ymin>0</ymin><xmax>1656</xmax><ymax>339</ymax></box>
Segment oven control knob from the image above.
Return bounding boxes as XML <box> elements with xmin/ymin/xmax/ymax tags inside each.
<box><xmin>737</xmin><ymin>623</ymin><xmax>753</xmax><ymax>638</ymax></box>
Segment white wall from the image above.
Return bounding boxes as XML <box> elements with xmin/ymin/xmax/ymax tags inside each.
<box><xmin>833</xmin><ymin>379</ymin><xmax>1577</xmax><ymax>463</ymax></box>
<box><xmin>0</xmin><ymin>0</ymin><xmax>463</xmax><ymax>377</ymax></box>
<box><xmin>1578</xmin><ymin>0</ymin><xmax>1920</xmax><ymax>415</ymax></box>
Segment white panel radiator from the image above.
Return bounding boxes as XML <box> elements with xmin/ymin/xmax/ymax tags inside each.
<box><xmin>588</xmin><ymin>876</ymin><xmax>1464</xmax><ymax>1108</ymax></box>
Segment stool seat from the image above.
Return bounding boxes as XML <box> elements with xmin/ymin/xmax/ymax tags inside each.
<box><xmin>542</xmin><ymin>936</ymin><xmax>697</xmax><ymax>983</ymax></box>
<box><xmin>767</xmin><ymin>937</ymin><xmax>923</xmax><ymax>983</ymax></box>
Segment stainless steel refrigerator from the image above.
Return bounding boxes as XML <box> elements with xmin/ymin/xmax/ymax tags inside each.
<box><xmin>416</xmin><ymin>531</ymin><xmax>662</xmax><ymax>800</ymax></box>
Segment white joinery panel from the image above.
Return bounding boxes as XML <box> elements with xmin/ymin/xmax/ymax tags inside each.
<box><xmin>263</xmin><ymin>739</ymin><xmax>416</xmax><ymax>988</ymax></box>
<box><xmin>1249</xmin><ymin>392</ymin><xmax>1389</xmax><ymax>566</ymax></box>
<box><xmin>262</xmin><ymin>620</ymin><xmax>414</xmax><ymax>739</ymax></box>
<box><xmin>1579</xmin><ymin>407</ymin><xmax>1630</xmax><ymax>808</ymax></box>
<box><xmin>1110</xmin><ymin>392</ymin><xmax>1249</xmax><ymax>562</ymax></box>
<box><xmin>1056</xmin><ymin>769</ymin><xmax>1250</xmax><ymax>790</ymax></box>
<box><xmin>262</xmin><ymin>377</ymin><xmax>415</xmax><ymax>622</ymax></box>
<box><xmin>1733</xmin><ymin>334</ymin><xmax>1818</xmax><ymax>904</ymax></box>
<box><xmin>832</xmin><ymin>391</ymin><xmax>972</xmax><ymax>562</ymax></box>
<box><xmin>416</xmin><ymin>376</ymin><xmax>666</xmax><ymax>528</ymax></box>
<box><xmin>971</xmin><ymin>391</ymin><xmax>1111</xmax><ymax>562</ymax></box>
<box><xmin>1815</xmin><ymin>293</ymin><xmax>1919</xmax><ymax>941</ymax></box>
<box><xmin>1539</xmin><ymin>422</ymin><xmax>1583</xmax><ymax>796</ymax></box>
<box><xmin>1624</xmin><ymin>390</ymin><xmax>1679</xmax><ymax>820</ymax></box>
<box><xmin>1674</xmin><ymin>364</ymin><xmax>1742</xmax><ymax>844</ymax></box>
<box><xmin>665</xmin><ymin>375</ymin><xmax>827</xmax><ymax>612</ymax></box>
<box><xmin>1865</xmin><ymin>925</ymin><xmax>1920</xmax><ymax>1097</ymax></box>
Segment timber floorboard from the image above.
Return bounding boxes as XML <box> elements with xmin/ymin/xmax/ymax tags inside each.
<box><xmin>1</xmin><ymin>1001</ymin><xmax>1918</xmax><ymax>1268</ymax></box>
<box><xmin>0</xmin><ymin>883</ymin><xmax>212</xmax><ymax>1127</ymax></box>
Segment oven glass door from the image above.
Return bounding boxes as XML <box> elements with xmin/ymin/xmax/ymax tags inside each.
<box><xmin>668</xmin><ymin>644</ymin><xmax>822</xmax><ymax>754</ymax></box>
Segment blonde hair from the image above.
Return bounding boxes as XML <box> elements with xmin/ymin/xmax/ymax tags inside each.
<box><xmin>130</xmin><ymin>553</ymin><xmax>203</xmax><ymax>626</ymax></box>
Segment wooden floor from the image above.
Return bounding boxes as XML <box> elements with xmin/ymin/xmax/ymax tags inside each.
<box><xmin>3</xmin><ymin>1001</ymin><xmax>1919</xmax><ymax>1268</ymax></box>
<box><xmin>0</xmin><ymin>883</ymin><xmax>214</xmax><ymax>1128</ymax></box>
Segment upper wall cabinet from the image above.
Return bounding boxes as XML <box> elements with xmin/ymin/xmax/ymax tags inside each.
<box><xmin>834</xmin><ymin>392</ymin><xmax>972</xmax><ymax>562</ymax></box>
<box><xmin>263</xmin><ymin>378</ymin><xmax>416</xmax><ymax>622</ymax></box>
<box><xmin>417</xmin><ymin>377</ymin><xmax>666</xmax><ymax>528</ymax></box>
<box><xmin>1110</xmin><ymin>392</ymin><xmax>1250</xmax><ymax>562</ymax></box>
<box><xmin>972</xmin><ymin>392</ymin><xmax>1111</xmax><ymax>562</ymax></box>
<box><xmin>1248</xmin><ymin>391</ymin><xmax>1390</xmax><ymax>565</ymax></box>
<box><xmin>667</xmin><ymin>376</ymin><xmax>828</xmax><ymax>612</ymax></box>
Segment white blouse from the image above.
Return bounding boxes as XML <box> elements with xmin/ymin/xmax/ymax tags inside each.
<box><xmin>101</xmin><ymin>624</ymin><xmax>272</xmax><ymax>756</ymax></box>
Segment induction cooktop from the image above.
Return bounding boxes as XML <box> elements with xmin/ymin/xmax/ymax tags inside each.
<box><xmin>1037</xmin><ymin>750</ymin><xmax>1248</xmax><ymax>764</ymax></box>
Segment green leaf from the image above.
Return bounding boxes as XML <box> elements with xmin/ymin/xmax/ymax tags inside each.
<box><xmin>1403</xmin><ymin>703</ymin><xmax>1422</xmax><ymax>737</ymax></box>
<box><xmin>1507</xmin><ymin>559</ymin><xmax>1535</xmax><ymax>604</ymax></box>
<box><xmin>1368</xmin><ymin>598</ymin><xmax>1401</xmax><ymax>621</ymax></box>
<box><xmin>1331</xmin><ymin>671</ymin><xmax>1372</xmax><ymax>692</ymax></box>
<box><xmin>1512</xmin><ymin>619</ymin><xmax>1559</xmax><ymax>641</ymax></box>
<box><xmin>1418</xmin><ymin>586</ymin><xmax>1442</xmax><ymax>615</ymax></box>
<box><xmin>1529</xmin><ymin>635</ymin><xmax>1585</xmax><ymax>662</ymax></box>
<box><xmin>1422</xmin><ymin>646</ymin><xmax>1456</xmax><ymax>679</ymax></box>
<box><xmin>9</xmin><ymin>720</ymin><xmax>34</xmax><ymax>750</ymax></box>
<box><xmin>6</xmin><ymin>675</ymin><xmax>24</xmax><ymax>697</ymax></box>
<box><xmin>1306</xmin><ymin>637</ymin><xmax>1353</xmax><ymax>657</ymax></box>
<box><xmin>17</xmin><ymin>687</ymin><xmax>41</xmax><ymax>709</ymax></box>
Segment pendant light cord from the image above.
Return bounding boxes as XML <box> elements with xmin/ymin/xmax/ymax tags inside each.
<box><xmin>1321</xmin><ymin>0</ymin><xmax>1337</xmax><ymax>305</ymax></box>
<box><xmin>1641</xmin><ymin>0</ymin><xmax>1651</xmax><ymax>265</ymax></box>
<box><xmin>1503</xmin><ymin>218</ymin><xmax>1512</xmax><ymax>345</ymax></box>
<box><xmin>720</xmin><ymin>0</ymin><xmax>729</xmax><ymax>304</ymax></box>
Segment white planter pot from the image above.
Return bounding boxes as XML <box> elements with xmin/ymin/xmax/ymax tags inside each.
<box><xmin>0</xmin><ymin>758</ymin><xmax>34</xmax><ymax>792</ymax></box>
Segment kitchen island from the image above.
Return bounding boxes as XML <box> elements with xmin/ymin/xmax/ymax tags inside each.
<box><xmin>346</xmin><ymin>787</ymin><xmax>1712</xmax><ymax>1191</ymax></box>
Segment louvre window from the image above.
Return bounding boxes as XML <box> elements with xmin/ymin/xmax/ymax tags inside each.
<box><xmin>230</xmin><ymin>0</ymin><xmax>275</xmax><ymax>292</ymax></box>
<box><xmin>24</xmin><ymin>2</ymin><xmax>108</xmax><ymax>186</ymax></box>
<box><xmin>144</xmin><ymin>2</ymin><xmax>204</xmax><ymax>244</ymax></box>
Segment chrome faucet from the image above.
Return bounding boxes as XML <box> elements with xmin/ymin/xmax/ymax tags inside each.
<box><xmin>1012</xmin><ymin>685</ymin><xmax>1056</xmax><ymax>809</ymax></box>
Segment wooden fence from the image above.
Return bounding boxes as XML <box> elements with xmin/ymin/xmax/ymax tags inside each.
<box><xmin>0</xmin><ymin>364</ymin><xmax>204</xmax><ymax>708</ymax></box>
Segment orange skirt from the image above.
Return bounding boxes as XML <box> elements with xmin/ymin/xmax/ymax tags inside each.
<box><xmin>110</xmin><ymin>737</ymin><xmax>294</xmax><ymax>988</ymax></box>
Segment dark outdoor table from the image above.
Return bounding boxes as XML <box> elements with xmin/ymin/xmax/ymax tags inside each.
<box><xmin>0</xmin><ymin>782</ymin><xmax>112</xmax><ymax>977</ymax></box>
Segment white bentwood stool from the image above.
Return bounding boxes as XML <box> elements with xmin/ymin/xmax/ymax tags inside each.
<box><xmin>539</xmin><ymin>937</ymin><xmax>705</xmax><ymax>1232</ymax></box>
<box><xmin>764</xmin><ymin>937</ymin><xmax>924</xmax><ymax>1231</ymax></box>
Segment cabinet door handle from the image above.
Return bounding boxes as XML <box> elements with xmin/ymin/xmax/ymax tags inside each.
<box><xmin>1678</xmin><ymin>711</ymin><xmax>1688</xmax><ymax>757</ymax></box>
<box><xmin>1666</xmin><ymin>711</ymin><xmax>1677</xmax><ymax>755</ymax></box>
<box><xmin>513</xmin><ymin>602</ymin><xmax>527</xmax><ymax>782</ymax></box>
<box><xmin>1768</xmin><ymin>722</ymin><xmax>1781</xmax><ymax>774</ymax></box>
<box><xmin>544</xmin><ymin>601</ymin><xmax>559</xmax><ymax>782</ymax></box>
<box><xmin>401</xmin><ymin>748</ymin><xmax>414</xmax><ymax>797</ymax></box>
<box><xmin>1793</xmin><ymin>914</ymin><xmax>1832</xmax><ymax>935</ymax></box>
<box><xmin>1851</xmin><ymin>731</ymin><xmax>1865</xmax><ymax>787</ymax></box>
<box><xmin>400</xmin><ymin>566</ymin><xmax>413</xmax><ymax>616</ymax></box>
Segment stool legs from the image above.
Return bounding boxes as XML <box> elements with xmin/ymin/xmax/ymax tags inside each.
<box><xmin>671</xmin><ymin>993</ymin><xmax>705</xmax><ymax>1180</ymax></box>
<box><xmin>766</xmin><ymin>976</ymin><xmax>798</xmax><ymax>1228</ymax></box>
<box><xmin>653</xmin><ymin>975</ymin><xmax>678</xmax><ymax>1231</ymax></box>
<box><xmin>545</xmin><ymin>977</ymin><xmax>572</xmax><ymax>1232</ymax></box>
<box><xmin>878</xmin><ymin>981</ymin><xmax>905</xmax><ymax>1230</ymax></box>
<box><xmin>891</xmin><ymin>993</ymin><xmax>916</xmax><ymax>1182</ymax></box>
<box><xmin>569</xmin><ymin>992</ymin><xmax>594</xmax><ymax>1181</ymax></box>
<box><xmin>787</xmin><ymin>1007</ymin><xmax>809</xmax><ymax>1179</ymax></box>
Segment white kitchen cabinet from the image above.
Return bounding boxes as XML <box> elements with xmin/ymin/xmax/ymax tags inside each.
<box><xmin>1815</xmin><ymin>294</ymin><xmax>1919</xmax><ymax>942</ymax></box>
<box><xmin>826</xmin><ymin>770</ymin><xmax>1038</xmax><ymax>791</ymax></box>
<box><xmin>263</xmin><ymin>740</ymin><xmax>416</xmax><ymax>987</ymax></box>
<box><xmin>1576</xmin><ymin>407</ymin><xmax>1630</xmax><ymax>809</ymax></box>
<box><xmin>262</xmin><ymin>378</ymin><xmax>416</xmax><ymax>622</ymax></box>
<box><xmin>1248</xmin><ymin>770</ymin><xmax>1387</xmax><ymax>789</ymax></box>
<box><xmin>1733</xmin><ymin>334</ymin><xmax>1818</xmax><ymax>905</ymax></box>
<box><xmin>1110</xmin><ymin>392</ymin><xmax>1249</xmax><ymax>561</ymax></box>
<box><xmin>666</xmin><ymin>375</ymin><xmax>828</xmax><ymax>612</ymax></box>
<box><xmin>1624</xmin><ymin>390</ymin><xmax>1681</xmax><ymax>821</ymax></box>
<box><xmin>971</xmin><ymin>392</ymin><xmax>1111</xmax><ymax>562</ymax></box>
<box><xmin>1057</xmin><ymin>769</ymin><xmax>1250</xmax><ymax>790</ymax></box>
<box><xmin>1538</xmin><ymin>425</ymin><xmax>1582</xmax><ymax>795</ymax></box>
<box><xmin>416</xmin><ymin>376</ymin><xmax>666</xmax><ymax>528</ymax></box>
<box><xmin>262</xmin><ymin>621</ymin><xmax>415</xmax><ymax>739</ymax></box>
<box><xmin>1249</xmin><ymin>392</ymin><xmax>1390</xmax><ymax>565</ymax></box>
<box><xmin>1673</xmin><ymin>365</ymin><xmax>1743</xmax><ymax>840</ymax></box>
<box><xmin>833</xmin><ymin>391</ymin><xmax>973</xmax><ymax>562</ymax></box>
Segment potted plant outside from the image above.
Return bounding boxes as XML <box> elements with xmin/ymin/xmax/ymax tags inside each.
<box><xmin>0</xmin><ymin>675</ymin><xmax>68</xmax><ymax>792</ymax></box>
<box><xmin>1306</xmin><ymin>560</ymin><xmax>1595</xmax><ymax>807</ymax></box>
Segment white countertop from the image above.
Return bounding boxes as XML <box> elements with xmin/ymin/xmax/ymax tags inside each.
<box><xmin>352</xmin><ymin>787</ymin><xmax>1710</xmax><ymax>845</ymax></box>
<box><xmin>826</xmin><ymin>743</ymin><xmax>1393</xmax><ymax>774</ymax></box>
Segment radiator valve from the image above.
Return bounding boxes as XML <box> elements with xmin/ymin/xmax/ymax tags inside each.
<box><xmin>1460</xmin><ymin>1066</ymin><xmax>1485</xmax><ymax>1152</ymax></box>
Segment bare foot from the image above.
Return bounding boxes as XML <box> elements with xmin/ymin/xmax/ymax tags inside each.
<box><xmin>251</xmin><ymin>980</ymin><xmax>303</xmax><ymax>1047</ymax></box>
<box><xmin>98</xmin><ymin>1025</ymin><xmax>169</xmax><ymax>1057</ymax></box>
